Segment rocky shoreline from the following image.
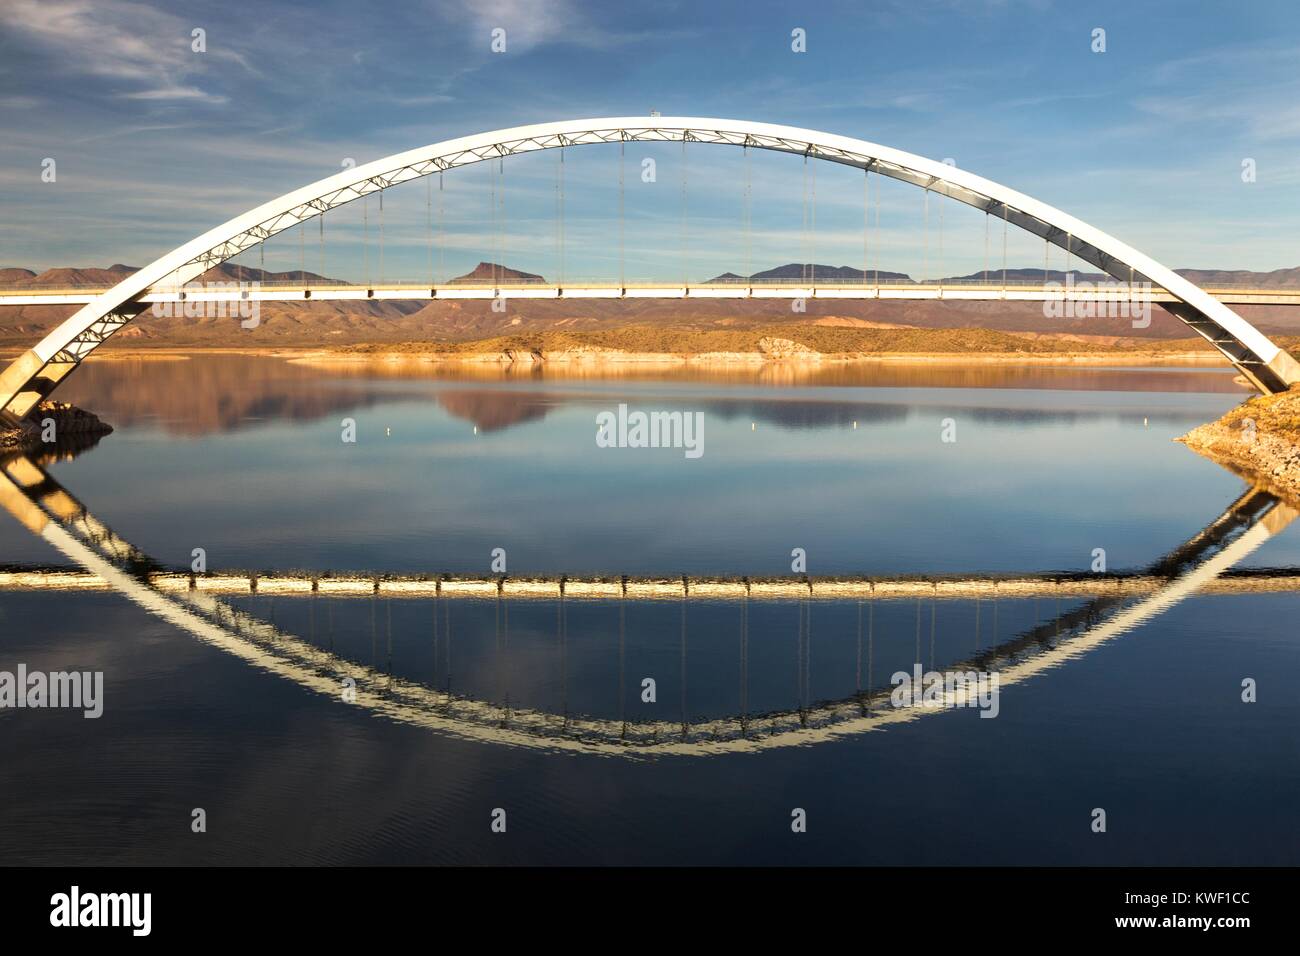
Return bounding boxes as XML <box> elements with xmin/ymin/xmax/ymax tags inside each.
<box><xmin>0</xmin><ymin>402</ymin><xmax>114</xmax><ymax>452</ymax></box>
<box><xmin>1179</xmin><ymin>388</ymin><xmax>1300</xmax><ymax>500</ymax></box>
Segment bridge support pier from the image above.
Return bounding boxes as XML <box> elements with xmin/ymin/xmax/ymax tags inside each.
<box><xmin>0</xmin><ymin>349</ymin><xmax>55</xmax><ymax>424</ymax></box>
<box><xmin>1161</xmin><ymin>301</ymin><xmax>1300</xmax><ymax>394</ymax></box>
<box><xmin>1264</xmin><ymin>348</ymin><xmax>1300</xmax><ymax>393</ymax></box>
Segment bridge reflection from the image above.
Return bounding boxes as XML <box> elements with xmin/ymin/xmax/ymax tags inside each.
<box><xmin>0</xmin><ymin>447</ymin><xmax>1293</xmax><ymax>756</ymax></box>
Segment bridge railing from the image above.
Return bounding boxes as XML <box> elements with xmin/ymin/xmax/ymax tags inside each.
<box><xmin>2</xmin><ymin>276</ymin><xmax>1298</xmax><ymax>294</ymax></box>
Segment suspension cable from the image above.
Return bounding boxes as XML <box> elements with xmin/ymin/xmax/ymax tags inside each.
<box><xmin>619</xmin><ymin>138</ymin><xmax>625</xmax><ymax>289</ymax></box>
<box><xmin>937</xmin><ymin>191</ymin><xmax>944</xmax><ymax>290</ymax></box>
<box><xmin>426</xmin><ymin>174</ymin><xmax>433</xmax><ymax>286</ymax></box>
<box><xmin>810</xmin><ymin>151</ymin><xmax>816</xmax><ymax>286</ymax></box>
<box><xmin>863</xmin><ymin>165</ymin><xmax>869</xmax><ymax>284</ymax></box>
<box><xmin>554</xmin><ymin>148</ymin><xmax>561</xmax><ymax>285</ymax></box>
<box><xmin>874</xmin><ymin>169</ymin><xmax>881</xmax><ymax>286</ymax></box>
<box><xmin>855</xmin><ymin>601</ymin><xmax>862</xmax><ymax>694</ymax></box>
<box><xmin>378</xmin><ymin>188</ymin><xmax>385</xmax><ymax>287</ymax></box>
<box><xmin>680</xmin><ymin>138</ymin><xmax>688</xmax><ymax>288</ymax></box>
<box><xmin>500</xmin><ymin>156</ymin><xmax>507</xmax><ymax>287</ymax></box>
<box><xmin>983</xmin><ymin>209</ymin><xmax>990</xmax><ymax>284</ymax></box>
<box><xmin>319</xmin><ymin>208</ymin><xmax>324</xmax><ymax>282</ymax></box>
<box><xmin>923</xmin><ymin>185</ymin><xmax>930</xmax><ymax>285</ymax></box>
<box><xmin>363</xmin><ymin>195</ymin><xmax>370</xmax><ymax>288</ymax></box>
<box><xmin>1002</xmin><ymin>204</ymin><xmax>1008</xmax><ymax>290</ymax></box>
<box><xmin>490</xmin><ymin>158</ymin><xmax>497</xmax><ymax>288</ymax></box>
<box><xmin>744</xmin><ymin>144</ymin><xmax>752</xmax><ymax>282</ymax></box>
<box><xmin>559</xmin><ymin>146</ymin><xmax>566</xmax><ymax>287</ymax></box>
<box><xmin>438</xmin><ymin>172</ymin><xmax>445</xmax><ymax>286</ymax></box>
<box><xmin>800</xmin><ymin>153</ymin><xmax>808</xmax><ymax>284</ymax></box>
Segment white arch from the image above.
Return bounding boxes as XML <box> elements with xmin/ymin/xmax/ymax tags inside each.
<box><xmin>3</xmin><ymin>116</ymin><xmax>1296</xmax><ymax>419</ymax></box>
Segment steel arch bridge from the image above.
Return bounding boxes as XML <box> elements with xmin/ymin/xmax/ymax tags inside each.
<box><xmin>3</xmin><ymin>115</ymin><xmax>1298</xmax><ymax>422</ymax></box>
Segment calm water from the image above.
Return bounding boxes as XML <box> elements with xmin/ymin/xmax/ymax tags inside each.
<box><xmin>2</xmin><ymin>354</ymin><xmax>1299</xmax><ymax>865</ymax></box>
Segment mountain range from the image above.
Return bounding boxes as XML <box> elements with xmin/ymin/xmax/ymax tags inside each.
<box><xmin>2</xmin><ymin>261</ymin><xmax>1299</xmax><ymax>346</ymax></box>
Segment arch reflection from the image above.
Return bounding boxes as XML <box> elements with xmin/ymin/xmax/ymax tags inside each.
<box><xmin>1</xmin><ymin>449</ymin><xmax>1292</xmax><ymax>757</ymax></box>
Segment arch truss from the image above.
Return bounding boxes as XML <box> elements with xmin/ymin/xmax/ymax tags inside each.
<box><xmin>3</xmin><ymin>116</ymin><xmax>1297</xmax><ymax>420</ymax></box>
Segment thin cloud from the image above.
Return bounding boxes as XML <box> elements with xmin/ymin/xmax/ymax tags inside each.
<box><xmin>432</xmin><ymin>0</ymin><xmax>689</xmax><ymax>52</ymax></box>
<box><xmin>0</xmin><ymin>0</ymin><xmax>253</xmax><ymax>102</ymax></box>
<box><xmin>120</xmin><ymin>85</ymin><xmax>230</xmax><ymax>104</ymax></box>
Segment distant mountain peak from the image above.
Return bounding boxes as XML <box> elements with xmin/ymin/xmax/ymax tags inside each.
<box><xmin>451</xmin><ymin>262</ymin><xmax>545</xmax><ymax>282</ymax></box>
<box><xmin>710</xmin><ymin>263</ymin><xmax>913</xmax><ymax>282</ymax></box>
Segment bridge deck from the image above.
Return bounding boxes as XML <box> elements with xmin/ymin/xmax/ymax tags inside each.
<box><xmin>4</xmin><ymin>568</ymin><xmax>1299</xmax><ymax>599</ymax></box>
<box><xmin>3</xmin><ymin>281</ymin><xmax>1299</xmax><ymax>307</ymax></box>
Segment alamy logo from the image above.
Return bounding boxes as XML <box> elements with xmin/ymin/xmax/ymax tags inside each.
<box><xmin>151</xmin><ymin>280</ymin><xmax>261</xmax><ymax>329</ymax></box>
<box><xmin>890</xmin><ymin>664</ymin><xmax>1000</xmax><ymax>718</ymax></box>
<box><xmin>596</xmin><ymin>403</ymin><xmax>704</xmax><ymax>459</ymax></box>
<box><xmin>0</xmin><ymin>665</ymin><xmax>103</xmax><ymax>718</ymax></box>
<box><xmin>50</xmin><ymin>886</ymin><xmax>151</xmax><ymax>936</ymax></box>
<box><xmin>1041</xmin><ymin>275</ymin><xmax>1152</xmax><ymax>328</ymax></box>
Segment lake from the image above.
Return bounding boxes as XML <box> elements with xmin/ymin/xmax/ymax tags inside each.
<box><xmin>2</xmin><ymin>354</ymin><xmax>1298</xmax><ymax>865</ymax></box>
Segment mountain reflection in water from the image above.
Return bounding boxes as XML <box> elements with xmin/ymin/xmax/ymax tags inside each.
<box><xmin>48</xmin><ymin>352</ymin><xmax>1246</xmax><ymax>436</ymax></box>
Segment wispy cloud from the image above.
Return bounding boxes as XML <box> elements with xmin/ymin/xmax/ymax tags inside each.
<box><xmin>2</xmin><ymin>0</ymin><xmax>1299</xmax><ymax>275</ymax></box>
<box><xmin>0</xmin><ymin>0</ymin><xmax>252</xmax><ymax>103</ymax></box>
<box><xmin>120</xmin><ymin>85</ymin><xmax>230</xmax><ymax>104</ymax></box>
<box><xmin>432</xmin><ymin>0</ymin><xmax>691</xmax><ymax>52</ymax></box>
<box><xmin>1134</xmin><ymin>92</ymin><xmax>1300</xmax><ymax>143</ymax></box>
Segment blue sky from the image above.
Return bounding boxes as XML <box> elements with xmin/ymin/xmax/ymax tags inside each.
<box><xmin>2</xmin><ymin>0</ymin><xmax>1299</xmax><ymax>281</ymax></box>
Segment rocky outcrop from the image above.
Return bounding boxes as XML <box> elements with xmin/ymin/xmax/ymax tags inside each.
<box><xmin>1178</xmin><ymin>389</ymin><xmax>1300</xmax><ymax>501</ymax></box>
<box><xmin>757</xmin><ymin>336</ymin><xmax>822</xmax><ymax>361</ymax></box>
<box><xmin>446</xmin><ymin>347</ymin><xmax>544</xmax><ymax>365</ymax></box>
<box><xmin>0</xmin><ymin>402</ymin><xmax>113</xmax><ymax>451</ymax></box>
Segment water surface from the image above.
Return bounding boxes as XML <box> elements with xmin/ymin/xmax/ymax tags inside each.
<box><xmin>2</xmin><ymin>355</ymin><xmax>1297</xmax><ymax>865</ymax></box>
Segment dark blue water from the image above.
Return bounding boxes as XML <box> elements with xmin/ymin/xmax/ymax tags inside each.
<box><xmin>2</xmin><ymin>356</ymin><xmax>1298</xmax><ymax>864</ymax></box>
